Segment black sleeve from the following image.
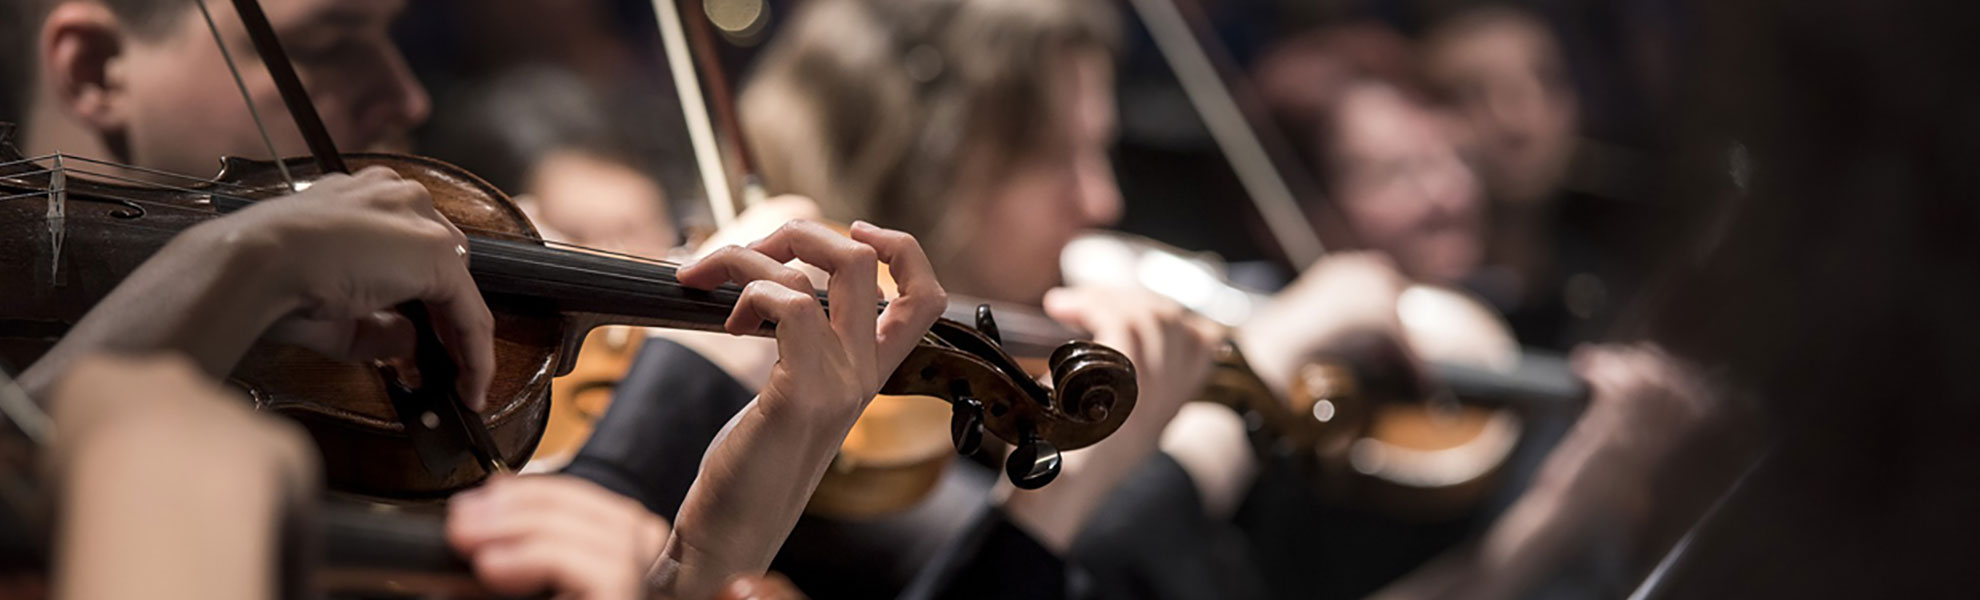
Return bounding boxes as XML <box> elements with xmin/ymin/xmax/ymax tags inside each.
<box><xmin>560</xmin><ymin>338</ymin><xmax>755</xmax><ymax>519</ymax></box>
<box><xmin>561</xmin><ymin>339</ymin><xmax>1093</xmax><ymax>600</ymax></box>
<box><xmin>906</xmin><ymin>505</ymin><xmax>1095</xmax><ymax>600</ymax></box>
<box><xmin>1068</xmin><ymin>453</ymin><xmax>1272</xmax><ymax>600</ymax></box>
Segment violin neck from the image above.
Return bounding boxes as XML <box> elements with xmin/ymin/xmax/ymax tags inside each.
<box><xmin>467</xmin><ymin>238</ymin><xmax>1094</xmax><ymax>359</ymax></box>
<box><xmin>466</xmin><ymin>237</ymin><xmax>753</xmax><ymax>335</ymax></box>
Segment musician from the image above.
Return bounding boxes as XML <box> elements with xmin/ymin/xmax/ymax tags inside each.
<box><xmin>1245</xmin><ymin>25</ymin><xmax>1738</xmax><ymax>598</ymax></box>
<box><xmin>7</xmin><ymin>1</ymin><xmax>954</xmax><ymax>598</ymax></box>
<box><xmin>1418</xmin><ymin>5</ymin><xmax>1658</xmax><ymax>350</ymax></box>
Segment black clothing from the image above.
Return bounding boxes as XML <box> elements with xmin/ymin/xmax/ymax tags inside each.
<box><xmin>1070</xmin><ymin>454</ymin><xmax>1272</xmax><ymax>600</ymax></box>
<box><xmin>564</xmin><ymin>338</ymin><xmax>1088</xmax><ymax>599</ymax></box>
<box><xmin>562</xmin><ymin>339</ymin><xmax>754</xmax><ymax>521</ymax></box>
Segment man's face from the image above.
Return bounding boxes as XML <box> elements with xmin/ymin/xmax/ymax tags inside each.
<box><xmin>1423</xmin><ymin>11</ymin><xmax>1578</xmax><ymax>205</ymax></box>
<box><xmin>1327</xmin><ymin>83</ymin><xmax>1485</xmax><ymax>285</ymax></box>
<box><xmin>114</xmin><ymin>0</ymin><xmax>427</xmax><ymax>177</ymax></box>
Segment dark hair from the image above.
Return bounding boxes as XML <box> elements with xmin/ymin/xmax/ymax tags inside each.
<box><xmin>101</xmin><ymin>0</ymin><xmax>194</xmax><ymax>37</ymax></box>
<box><xmin>739</xmin><ymin>0</ymin><xmax>1120</xmax><ymax>257</ymax></box>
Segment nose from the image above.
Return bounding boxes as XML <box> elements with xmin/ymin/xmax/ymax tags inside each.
<box><xmin>381</xmin><ymin>47</ymin><xmax>432</xmax><ymax>132</ymax></box>
<box><xmin>354</xmin><ymin>44</ymin><xmax>431</xmax><ymax>147</ymax></box>
<box><xmin>1420</xmin><ymin>152</ymin><xmax>1481</xmax><ymax>218</ymax></box>
<box><xmin>1074</xmin><ymin>151</ymin><xmax>1123</xmax><ymax>227</ymax></box>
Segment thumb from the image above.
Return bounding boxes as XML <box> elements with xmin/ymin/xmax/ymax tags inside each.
<box><xmin>1041</xmin><ymin>287</ymin><xmax>1092</xmax><ymax>330</ymax></box>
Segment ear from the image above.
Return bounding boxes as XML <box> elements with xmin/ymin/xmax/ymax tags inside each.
<box><xmin>39</xmin><ymin>2</ymin><xmax>132</xmax><ymax>136</ymax></box>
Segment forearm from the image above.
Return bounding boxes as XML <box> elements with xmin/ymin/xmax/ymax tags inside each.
<box><xmin>21</xmin><ymin>224</ymin><xmax>294</xmax><ymax>398</ymax></box>
<box><xmin>56</xmin><ymin>424</ymin><xmax>288</xmax><ymax>600</ymax></box>
<box><xmin>651</xmin><ymin>398</ymin><xmax>857</xmax><ymax>600</ymax></box>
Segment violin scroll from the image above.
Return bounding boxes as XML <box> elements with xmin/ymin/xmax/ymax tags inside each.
<box><xmin>1048</xmin><ymin>341</ymin><xmax>1137</xmax><ymax>426</ymax></box>
<box><xmin>883</xmin><ymin>308</ymin><xmax>1137</xmax><ymax>488</ymax></box>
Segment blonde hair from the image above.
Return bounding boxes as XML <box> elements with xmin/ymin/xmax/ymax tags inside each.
<box><xmin>739</xmin><ymin>0</ymin><xmax>1118</xmax><ymax>253</ymax></box>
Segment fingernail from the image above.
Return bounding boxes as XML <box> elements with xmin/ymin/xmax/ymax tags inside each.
<box><xmin>851</xmin><ymin>220</ymin><xmax>873</xmax><ymax>232</ymax></box>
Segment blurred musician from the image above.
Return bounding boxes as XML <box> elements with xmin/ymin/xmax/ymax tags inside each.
<box><xmin>1251</xmin><ymin>21</ymin><xmax>1732</xmax><ymax>598</ymax></box>
<box><xmin>1418</xmin><ymin>5</ymin><xmax>1660</xmax><ymax>350</ymax></box>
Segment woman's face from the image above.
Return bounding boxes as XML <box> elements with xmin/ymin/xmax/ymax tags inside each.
<box><xmin>950</xmin><ymin>48</ymin><xmax>1123</xmax><ymax>305</ymax></box>
<box><xmin>1326</xmin><ymin>83</ymin><xmax>1486</xmax><ymax>284</ymax></box>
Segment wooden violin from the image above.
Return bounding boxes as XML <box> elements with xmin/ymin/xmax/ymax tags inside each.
<box><xmin>0</xmin><ymin>136</ymin><xmax>1136</xmax><ymax>500</ymax></box>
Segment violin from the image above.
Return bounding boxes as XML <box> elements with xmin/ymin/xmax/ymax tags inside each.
<box><xmin>0</xmin><ymin>137</ymin><xmax>1136</xmax><ymax>500</ymax></box>
<box><xmin>1066</xmin><ymin>229</ymin><xmax>1585</xmax><ymax>517</ymax></box>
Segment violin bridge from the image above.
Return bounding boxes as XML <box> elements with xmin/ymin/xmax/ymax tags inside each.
<box><xmin>43</xmin><ymin>153</ymin><xmax>67</xmax><ymax>286</ymax></box>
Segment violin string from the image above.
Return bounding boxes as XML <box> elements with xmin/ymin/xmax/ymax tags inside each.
<box><xmin>0</xmin><ymin>158</ymin><xmax>265</xmax><ymax>206</ymax></box>
<box><xmin>0</xmin><ymin>184</ymin><xmax>958</xmax><ymax>350</ymax></box>
<box><xmin>1</xmin><ymin>167</ymin><xmax>257</xmax><ymax>210</ymax></box>
<box><xmin>0</xmin><ymin>153</ymin><xmax>259</xmax><ymax>193</ymax></box>
<box><xmin>1</xmin><ymin>156</ymin><xmax>702</xmax><ymax>265</ymax></box>
<box><xmin>2</xmin><ymin>157</ymin><xmax>914</xmax><ymax>316</ymax></box>
<box><xmin>0</xmin><ymin>184</ymin><xmax>872</xmax><ymax>312</ymax></box>
<box><xmin>1</xmin><ymin>154</ymin><xmax>750</xmax><ymax>269</ymax></box>
<box><xmin>0</xmin><ymin>184</ymin><xmax>233</xmax><ymax>214</ymax></box>
<box><xmin>0</xmin><ymin>190</ymin><xmax>53</xmax><ymax>203</ymax></box>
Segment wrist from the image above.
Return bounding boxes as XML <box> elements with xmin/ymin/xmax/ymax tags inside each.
<box><xmin>178</xmin><ymin>217</ymin><xmax>303</xmax><ymax>318</ymax></box>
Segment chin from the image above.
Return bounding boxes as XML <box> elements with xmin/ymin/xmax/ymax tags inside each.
<box><xmin>360</xmin><ymin>135</ymin><xmax>413</xmax><ymax>154</ymax></box>
<box><xmin>1411</xmin><ymin>245</ymin><xmax>1483</xmax><ymax>286</ymax></box>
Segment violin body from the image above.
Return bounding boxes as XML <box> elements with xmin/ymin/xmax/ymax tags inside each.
<box><xmin>1063</xmin><ymin>231</ymin><xmax>1583</xmax><ymax>519</ymax></box>
<box><xmin>0</xmin><ymin>151</ymin><xmax>557</xmax><ymax>499</ymax></box>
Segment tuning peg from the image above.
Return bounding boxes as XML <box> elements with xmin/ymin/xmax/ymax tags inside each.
<box><xmin>1004</xmin><ymin>428</ymin><xmax>1062</xmax><ymax>489</ymax></box>
<box><xmin>975</xmin><ymin>304</ymin><xmax>1002</xmax><ymax>346</ymax></box>
<box><xmin>951</xmin><ymin>396</ymin><xmax>985</xmax><ymax>455</ymax></box>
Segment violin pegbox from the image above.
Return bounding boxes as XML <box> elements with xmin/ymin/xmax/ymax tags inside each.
<box><xmin>880</xmin><ymin>307</ymin><xmax>1137</xmax><ymax>490</ymax></box>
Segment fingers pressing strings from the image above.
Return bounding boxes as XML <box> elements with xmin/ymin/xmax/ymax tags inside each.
<box><xmin>746</xmin><ymin>220</ymin><xmax>881</xmax><ymax>374</ymax></box>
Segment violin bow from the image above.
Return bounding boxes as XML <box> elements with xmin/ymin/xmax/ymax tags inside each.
<box><xmin>194</xmin><ymin>0</ymin><xmax>510</xmax><ymax>478</ymax></box>
<box><xmin>649</xmin><ymin>0</ymin><xmax>746</xmax><ymax>225</ymax></box>
<box><xmin>1122</xmin><ymin>0</ymin><xmax>1338</xmax><ymax>267</ymax></box>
